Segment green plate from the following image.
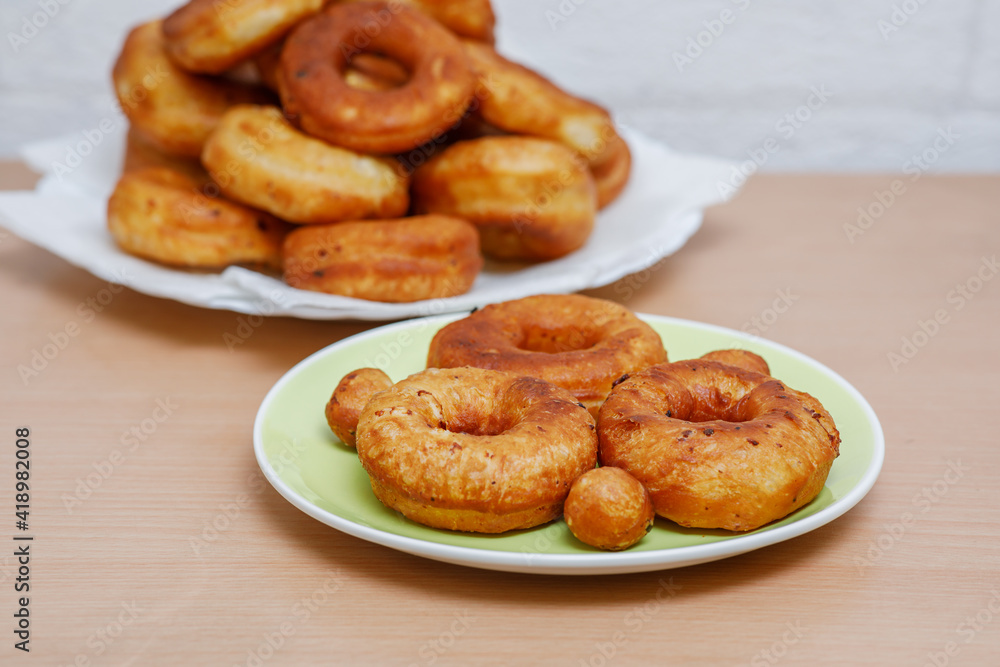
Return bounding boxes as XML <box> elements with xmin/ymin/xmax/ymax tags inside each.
<box><xmin>253</xmin><ymin>313</ymin><xmax>884</xmax><ymax>575</ymax></box>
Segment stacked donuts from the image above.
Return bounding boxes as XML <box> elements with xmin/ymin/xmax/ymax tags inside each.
<box><xmin>107</xmin><ymin>0</ymin><xmax>632</xmax><ymax>302</ymax></box>
<box><xmin>325</xmin><ymin>295</ymin><xmax>842</xmax><ymax>550</ymax></box>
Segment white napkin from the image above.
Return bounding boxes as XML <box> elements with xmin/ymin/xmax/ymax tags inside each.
<box><xmin>0</xmin><ymin>123</ymin><xmax>741</xmax><ymax>321</ymax></box>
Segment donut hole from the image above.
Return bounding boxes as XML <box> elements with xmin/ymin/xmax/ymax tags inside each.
<box><xmin>516</xmin><ymin>324</ymin><xmax>604</xmax><ymax>354</ymax></box>
<box><xmin>439</xmin><ymin>410</ymin><xmax>516</xmax><ymax>437</ymax></box>
<box><xmin>343</xmin><ymin>52</ymin><xmax>411</xmax><ymax>91</ymax></box>
<box><xmin>674</xmin><ymin>385</ymin><xmax>757</xmax><ymax>423</ymax></box>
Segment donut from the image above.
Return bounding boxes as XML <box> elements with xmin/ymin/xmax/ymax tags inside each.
<box><xmin>463</xmin><ymin>40</ymin><xmax>618</xmax><ymax>169</ymax></box>
<box><xmin>282</xmin><ymin>215</ymin><xmax>482</xmax><ymax>302</ymax></box>
<box><xmin>326</xmin><ymin>368</ymin><xmax>394</xmax><ymax>447</ymax></box>
<box><xmin>201</xmin><ymin>105</ymin><xmax>409</xmax><ymax>224</ymax></box>
<box><xmin>563</xmin><ymin>467</ymin><xmax>654</xmax><ymax>551</ymax></box>
<box><xmin>597</xmin><ymin>360</ymin><xmax>841</xmax><ymax>531</ymax></box>
<box><xmin>699</xmin><ymin>349</ymin><xmax>770</xmax><ymax>376</ymax></box>
<box><xmin>113</xmin><ymin>21</ymin><xmax>271</xmax><ymax>157</ymax></box>
<box><xmin>411</xmin><ymin>136</ymin><xmax>597</xmax><ymax>261</ymax></box>
<box><xmin>426</xmin><ymin>294</ymin><xmax>667</xmax><ymax>415</ymax></box>
<box><xmin>278</xmin><ymin>2</ymin><xmax>476</xmax><ymax>154</ymax></box>
<box><xmin>336</xmin><ymin>0</ymin><xmax>496</xmax><ymax>42</ymax></box>
<box><xmin>108</xmin><ymin>167</ymin><xmax>287</xmax><ymax>269</ymax></box>
<box><xmin>355</xmin><ymin>367</ymin><xmax>598</xmax><ymax>533</ymax></box>
<box><xmin>592</xmin><ymin>133</ymin><xmax>632</xmax><ymax>209</ymax></box>
<box><xmin>162</xmin><ymin>0</ymin><xmax>325</xmax><ymax>74</ymax></box>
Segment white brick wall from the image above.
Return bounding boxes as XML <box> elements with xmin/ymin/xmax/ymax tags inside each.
<box><xmin>2</xmin><ymin>0</ymin><xmax>997</xmax><ymax>170</ymax></box>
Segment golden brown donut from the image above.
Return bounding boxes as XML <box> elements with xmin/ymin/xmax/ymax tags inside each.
<box><xmin>463</xmin><ymin>40</ymin><xmax>618</xmax><ymax>168</ymax></box>
<box><xmin>356</xmin><ymin>367</ymin><xmax>598</xmax><ymax>533</ymax></box>
<box><xmin>282</xmin><ymin>215</ymin><xmax>482</xmax><ymax>302</ymax></box>
<box><xmin>699</xmin><ymin>349</ymin><xmax>770</xmax><ymax>376</ymax></box>
<box><xmin>113</xmin><ymin>21</ymin><xmax>272</xmax><ymax>158</ymax></box>
<box><xmin>411</xmin><ymin>136</ymin><xmax>597</xmax><ymax>261</ymax></box>
<box><xmin>427</xmin><ymin>294</ymin><xmax>667</xmax><ymax>416</ymax></box>
<box><xmin>108</xmin><ymin>166</ymin><xmax>287</xmax><ymax>269</ymax></box>
<box><xmin>592</xmin><ymin>133</ymin><xmax>632</xmax><ymax>209</ymax></box>
<box><xmin>325</xmin><ymin>368</ymin><xmax>394</xmax><ymax>447</ymax></box>
<box><xmin>336</xmin><ymin>0</ymin><xmax>496</xmax><ymax>42</ymax></box>
<box><xmin>201</xmin><ymin>105</ymin><xmax>409</xmax><ymax>224</ymax></box>
<box><xmin>278</xmin><ymin>2</ymin><xmax>476</xmax><ymax>154</ymax></box>
<box><xmin>162</xmin><ymin>0</ymin><xmax>325</xmax><ymax>74</ymax></box>
<box><xmin>564</xmin><ymin>467</ymin><xmax>655</xmax><ymax>551</ymax></box>
<box><xmin>598</xmin><ymin>360</ymin><xmax>841</xmax><ymax>532</ymax></box>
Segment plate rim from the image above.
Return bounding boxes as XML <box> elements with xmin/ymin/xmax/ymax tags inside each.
<box><xmin>253</xmin><ymin>312</ymin><xmax>885</xmax><ymax>575</ymax></box>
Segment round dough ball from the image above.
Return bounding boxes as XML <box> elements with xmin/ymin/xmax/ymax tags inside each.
<box><xmin>564</xmin><ymin>467</ymin><xmax>654</xmax><ymax>551</ymax></box>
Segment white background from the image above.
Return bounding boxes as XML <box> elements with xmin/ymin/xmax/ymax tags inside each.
<box><xmin>1</xmin><ymin>0</ymin><xmax>997</xmax><ymax>171</ymax></box>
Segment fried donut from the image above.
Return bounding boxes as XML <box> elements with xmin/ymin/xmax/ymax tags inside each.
<box><xmin>335</xmin><ymin>0</ymin><xmax>495</xmax><ymax>42</ymax></box>
<box><xmin>201</xmin><ymin>105</ymin><xmax>409</xmax><ymax>224</ymax></box>
<box><xmin>326</xmin><ymin>368</ymin><xmax>394</xmax><ymax>447</ymax></box>
<box><xmin>356</xmin><ymin>367</ymin><xmax>598</xmax><ymax>533</ymax></box>
<box><xmin>592</xmin><ymin>133</ymin><xmax>632</xmax><ymax>209</ymax></box>
<box><xmin>282</xmin><ymin>215</ymin><xmax>482</xmax><ymax>302</ymax></box>
<box><xmin>463</xmin><ymin>40</ymin><xmax>618</xmax><ymax>168</ymax></box>
<box><xmin>427</xmin><ymin>294</ymin><xmax>667</xmax><ymax>415</ymax></box>
<box><xmin>411</xmin><ymin>136</ymin><xmax>597</xmax><ymax>261</ymax></box>
<box><xmin>113</xmin><ymin>21</ymin><xmax>271</xmax><ymax>157</ymax></box>
<box><xmin>598</xmin><ymin>361</ymin><xmax>841</xmax><ymax>531</ymax></box>
<box><xmin>278</xmin><ymin>2</ymin><xmax>476</xmax><ymax>154</ymax></box>
<box><xmin>108</xmin><ymin>167</ymin><xmax>286</xmax><ymax>269</ymax></box>
<box><xmin>699</xmin><ymin>349</ymin><xmax>770</xmax><ymax>376</ymax></box>
<box><xmin>163</xmin><ymin>0</ymin><xmax>325</xmax><ymax>74</ymax></box>
<box><xmin>564</xmin><ymin>467</ymin><xmax>655</xmax><ymax>551</ymax></box>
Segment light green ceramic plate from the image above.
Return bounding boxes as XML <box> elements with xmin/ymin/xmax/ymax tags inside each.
<box><xmin>253</xmin><ymin>313</ymin><xmax>884</xmax><ymax>575</ymax></box>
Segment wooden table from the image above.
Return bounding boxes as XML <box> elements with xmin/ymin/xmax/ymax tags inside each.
<box><xmin>2</xmin><ymin>162</ymin><xmax>998</xmax><ymax>665</ymax></box>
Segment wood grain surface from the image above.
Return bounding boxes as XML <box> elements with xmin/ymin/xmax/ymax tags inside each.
<box><xmin>1</xmin><ymin>162</ymin><xmax>998</xmax><ymax>666</ymax></box>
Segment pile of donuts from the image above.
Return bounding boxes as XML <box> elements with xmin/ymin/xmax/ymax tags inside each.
<box><xmin>326</xmin><ymin>294</ymin><xmax>842</xmax><ymax>551</ymax></box>
<box><xmin>106</xmin><ymin>0</ymin><xmax>631</xmax><ymax>303</ymax></box>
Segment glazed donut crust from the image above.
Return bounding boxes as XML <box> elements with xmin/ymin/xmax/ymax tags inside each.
<box><xmin>282</xmin><ymin>215</ymin><xmax>483</xmax><ymax>302</ymax></box>
<box><xmin>411</xmin><ymin>136</ymin><xmax>597</xmax><ymax>261</ymax></box>
<box><xmin>201</xmin><ymin>105</ymin><xmax>409</xmax><ymax>224</ymax></box>
<box><xmin>279</xmin><ymin>2</ymin><xmax>476</xmax><ymax>154</ymax></box>
<box><xmin>163</xmin><ymin>0</ymin><xmax>325</xmax><ymax>74</ymax></box>
<box><xmin>325</xmin><ymin>368</ymin><xmax>394</xmax><ymax>447</ymax></box>
<box><xmin>108</xmin><ymin>166</ymin><xmax>286</xmax><ymax>269</ymax></box>
<box><xmin>427</xmin><ymin>294</ymin><xmax>667</xmax><ymax>415</ymax></box>
<box><xmin>597</xmin><ymin>360</ymin><xmax>841</xmax><ymax>532</ymax></box>
<box><xmin>356</xmin><ymin>368</ymin><xmax>598</xmax><ymax>533</ymax></box>
<box><xmin>463</xmin><ymin>41</ymin><xmax>617</xmax><ymax>168</ymax></box>
<box><xmin>113</xmin><ymin>21</ymin><xmax>271</xmax><ymax>157</ymax></box>
<box><xmin>564</xmin><ymin>467</ymin><xmax>654</xmax><ymax>551</ymax></box>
